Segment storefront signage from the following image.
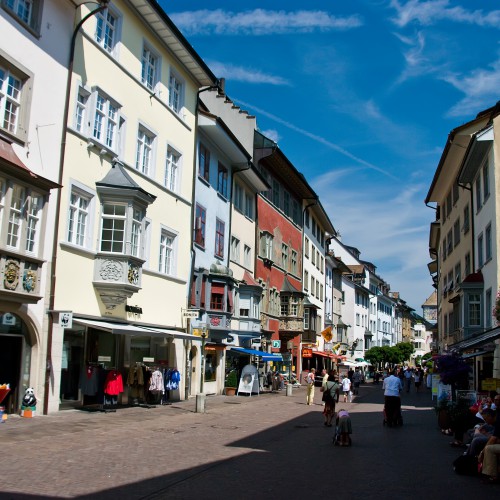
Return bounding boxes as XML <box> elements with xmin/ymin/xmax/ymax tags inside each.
<box><xmin>59</xmin><ymin>311</ymin><xmax>73</xmax><ymax>329</ymax></box>
<box><xmin>126</xmin><ymin>305</ymin><xmax>143</xmax><ymax>314</ymax></box>
<box><xmin>182</xmin><ymin>309</ymin><xmax>200</xmax><ymax>319</ymax></box>
<box><xmin>302</xmin><ymin>348</ymin><xmax>313</xmax><ymax>358</ymax></box>
<box><xmin>482</xmin><ymin>378</ymin><xmax>500</xmax><ymax>390</ymax></box>
<box><xmin>2</xmin><ymin>313</ymin><xmax>16</xmax><ymax>326</ymax></box>
<box><xmin>272</xmin><ymin>340</ymin><xmax>281</xmax><ymax>348</ymax></box>
<box><xmin>143</xmin><ymin>357</ymin><xmax>155</xmax><ymax>363</ymax></box>
<box><xmin>98</xmin><ymin>356</ymin><xmax>111</xmax><ymax>362</ymax></box>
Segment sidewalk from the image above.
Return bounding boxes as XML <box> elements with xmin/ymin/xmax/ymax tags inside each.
<box><xmin>0</xmin><ymin>383</ymin><xmax>498</xmax><ymax>500</ymax></box>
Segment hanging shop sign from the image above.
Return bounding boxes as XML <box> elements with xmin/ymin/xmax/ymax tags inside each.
<box><xmin>59</xmin><ymin>311</ymin><xmax>73</xmax><ymax>329</ymax></box>
<box><xmin>182</xmin><ymin>309</ymin><xmax>200</xmax><ymax>319</ymax></box>
<box><xmin>302</xmin><ymin>347</ymin><xmax>313</xmax><ymax>358</ymax></box>
<box><xmin>272</xmin><ymin>340</ymin><xmax>281</xmax><ymax>348</ymax></box>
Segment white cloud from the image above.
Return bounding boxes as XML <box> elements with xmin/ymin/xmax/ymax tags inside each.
<box><xmin>392</xmin><ymin>31</ymin><xmax>439</xmax><ymax>84</ymax></box>
<box><xmin>441</xmin><ymin>57</ymin><xmax>500</xmax><ymax>117</ymax></box>
<box><xmin>259</xmin><ymin>128</ymin><xmax>280</xmax><ymax>143</ymax></box>
<box><xmin>389</xmin><ymin>0</ymin><xmax>500</xmax><ymax>29</ymax></box>
<box><xmin>206</xmin><ymin>61</ymin><xmax>290</xmax><ymax>86</ymax></box>
<box><xmin>312</xmin><ymin>173</ymin><xmax>434</xmax><ymax>309</ymax></box>
<box><xmin>170</xmin><ymin>9</ymin><xmax>363</xmax><ymax>36</ymax></box>
<box><xmin>234</xmin><ymin>97</ymin><xmax>397</xmax><ymax>179</ymax></box>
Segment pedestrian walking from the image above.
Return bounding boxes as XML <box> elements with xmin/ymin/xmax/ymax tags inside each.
<box><xmin>404</xmin><ymin>367</ymin><xmax>412</xmax><ymax>393</ymax></box>
<box><xmin>305</xmin><ymin>368</ymin><xmax>316</xmax><ymax>405</ymax></box>
<box><xmin>341</xmin><ymin>375</ymin><xmax>352</xmax><ymax>402</ymax></box>
<box><xmin>414</xmin><ymin>367</ymin><xmax>422</xmax><ymax>392</ymax></box>
<box><xmin>383</xmin><ymin>368</ymin><xmax>403</xmax><ymax>426</ymax></box>
<box><xmin>320</xmin><ymin>374</ymin><xmax>339</xmax><ymax>427</ymax></box>
<box><xmin>352</xmin><ymin>367</ymin><xmax>362</xmax><ymax>395</ymax></box>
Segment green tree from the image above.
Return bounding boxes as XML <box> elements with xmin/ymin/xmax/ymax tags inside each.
<box><xmin>364</xmin><ymin>346</ymin><xmax>384</xmax><ymax>368</ymax></box>
<box><xmin>393</xmin><ymin>342</ymin><xmax>415</xmax><ymax>364</ymax></box>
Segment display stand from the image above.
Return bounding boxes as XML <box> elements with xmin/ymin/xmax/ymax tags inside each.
<box><xmin>0</xmin><ymin>388</ymin><xmax>10</xmax><ymax>422</ymax></box>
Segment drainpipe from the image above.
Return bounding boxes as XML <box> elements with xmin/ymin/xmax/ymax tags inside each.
<box><xmin>43</xmin><ymin>0</ymin><xmax>110</xmax><ymax>415</ymax></box>
<box><xmin>185</xmin><ymin>81</ymin><xmax>221</xmax><ymax>400</ymax></box>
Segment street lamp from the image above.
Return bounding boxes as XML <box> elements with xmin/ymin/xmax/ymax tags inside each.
<box><xmin>286</xmin><ymin>340</ymin><xmax>294</xmax><ymax>396</ymax></box>
<box><xmin>200</xmin><ymin>324</ymin><xmax>208</xmax><ymax>394</ymax></box>
<box><xmin>195</xmin><ymin>323</ymin><xmax>207</xmax><ymax>414</ymax></box>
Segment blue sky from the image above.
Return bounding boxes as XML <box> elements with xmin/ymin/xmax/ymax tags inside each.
<box><xmin>163</xmin><ymin>0</ymin><xmax>500</xmax><ymax>312</ymax></box>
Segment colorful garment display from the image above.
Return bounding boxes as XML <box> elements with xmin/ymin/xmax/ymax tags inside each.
<box><xmin>104</xmin><ymin>370</ymin><xmax>124</xmax><ymax>396</ymax></box>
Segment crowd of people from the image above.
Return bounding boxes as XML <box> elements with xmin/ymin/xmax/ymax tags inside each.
<box><xmin>449</xmin><ymin>393</ymin><xmax>500</xmax><ymax>484</ymax></box>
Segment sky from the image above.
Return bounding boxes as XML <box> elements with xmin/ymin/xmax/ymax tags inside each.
<box><xmin>162</xmin><ymin>0</ymin><xmax>500</xmax><ymax>313</ymax></box>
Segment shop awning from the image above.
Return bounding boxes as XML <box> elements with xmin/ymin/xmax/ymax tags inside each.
<box><xmin>461</xmin><ymin>349</ymin><xmax>495</xmax><ymax>359</ymax></box>
<box><xmin>312</xmin><ymin>351</ymin><xmax>333</xmax><ymax>358</ymax></box>
<box><xmin>230</xmin><ymin>347</ymin><xmax>283</xmax><ymax>361</ymax></box>
<box><xmin>450</xmin><ymin>326</ymin><xmax>500</xmax><ymax>352</ymax></box>
<box><xmin>73</xmin><ymin>318</ymin><xmax>198</xmax><ymax>340</ymax></box>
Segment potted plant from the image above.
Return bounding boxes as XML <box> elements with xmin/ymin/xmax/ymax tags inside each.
<box><xmin>225</xmin><ymin>370</ymin><xmax>238</xmax><ymax>396</ymax></box>
<box><xmin>433</xmin><ymin>353</ymin><xmax>472</xmax><ymax>430</ymax></box>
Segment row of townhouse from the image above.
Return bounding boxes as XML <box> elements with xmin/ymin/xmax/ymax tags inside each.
<box><xmin>425</xmin><ymin>101</ymin><xmax>500</xmax><ymax>390</ymax></box>
<box><xmin>0</xmin><ymin>0</ymin><xmax>421</xmax><ymax>415</ymax></box>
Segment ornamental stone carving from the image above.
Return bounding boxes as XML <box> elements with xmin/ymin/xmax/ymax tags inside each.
<box><xmin>128</xmin><ymin>264</ymin><xmax>139</xmax><ymax>285</ymax></box>
<box><xmin>4</xmin><ymin>259</ymin><xmax>20</xmax><ymax>290</ymax></box>
<box><xmin>23</xmin><ymin>269</ymin><xmax>38</xmax><ymax>293</ymax></box>
<box><xmin>99</xmin><ymin>260</ymin><xmax>123</xmax><ymax>281</ymax></box>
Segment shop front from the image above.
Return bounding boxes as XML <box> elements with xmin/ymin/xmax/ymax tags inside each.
<box><xmin>59</xmin><ymin>318</ymin><xmax>197</xmax><ymax>410</ymax></box>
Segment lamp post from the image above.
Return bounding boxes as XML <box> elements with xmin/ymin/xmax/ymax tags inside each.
<box><xmin>195</xmin><ymin>323</ymin><xmax>207</xmax><ymax>413</ymax></box>
<box><xmin>200</xmin><ymin>325</ymin><xmax>207</xmax><ymax>394</ymax></box>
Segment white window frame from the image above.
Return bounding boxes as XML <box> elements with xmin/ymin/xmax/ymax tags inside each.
<box><xmin>243</xmin><ymin>244</ymin><xmax>251</xmax><ymax>268</ymax></box>
<box><xmin>0</xmin><ymin>53</ymin><xmax>32</xmax><ymax>143</ymax></box>
<box><xmin>168</xmin><ymin>68</ymin><xmax>184</xmax><ymax>115</ymax></box>
<box><xmin>7</xmin><ymin>183</ymin><xmax>25</xmax><ymax>249</ymax></box>
<box><xmin>0</xmin><ymin>177</ymin><xmax>5</xmax><ymax>233</ymax></box>
<box><xmin>234</xmin><ymin>181</ymin><xmax>243</xmax><ymax>211</ymax></box>
<box><xmin>92</xmin><ymin>90</ymin><xmax>122</xmax><ymax>152</ymax></box>
<box><xmin>67</xmin><ymin>183</ymin><xmax>95</xmax><ymax>249</ymax></box>
<box><xmin>135</xmin><ymin>124</ymin><xmax>156</xmax><ymax>176</ymax></box>
<box><xmin>165</xmin><ymin>145</ymin><xmax>181</xmax><ymax>193</ymax></box>
<box><xmin>159</xmin><ymin>226</ymin><xmax>177</xmax><ymax>276</ymax></box>
<box><xmin>231</xmin><ymin>236</ymin><xmax>240</xmax><ymax>263</ymax></box>
<box><xmin>2</xmin><ymin>0</ymin><xmax>42</xmax><ymax>33</ymax></box>
<box><xmin>74</xmin><ymin>85</ymin><xmax>90</xmax><ymax>134</ymax></box>
<box><xmin>95</xmin><ymin>5</ymin><xmax>121</xmax><ymax>56</ymax></box>
<box><xmin>260</xmin><ymin>231</ymin><xmax>273</xmax><ymax>260</ymax></box>
<box><xmin>100</xmin><ymin>202</ymin><xmax>127</xmax><ymax>254</ymax></box>
<box><xmin>141</xmin><ymin>42</ymin><xmax>160</xmax><ymax>91</ymax></box>
<box><xmin>130</xmin><ymin>207</ymin><xmax>143</xmax><ymax>257</ymax></box>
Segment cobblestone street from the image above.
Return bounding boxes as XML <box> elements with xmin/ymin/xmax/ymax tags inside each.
<box><xmin>0</xmin><ymin>384</ymin><xmax>498</xmax><ymax>500</ymax></box>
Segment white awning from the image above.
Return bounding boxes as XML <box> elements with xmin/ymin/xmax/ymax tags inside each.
<box><xmin>73</xmin><ymin>318</ymin><xmax>198</xmax><ymax>340</ymax></box>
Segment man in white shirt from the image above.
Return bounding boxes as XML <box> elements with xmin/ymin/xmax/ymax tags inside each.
<box><xmin>383</xmin><ymin>369</ymin><xmax>403</xmax><ymax>426</ymax></box>
<box><xmin>342</xmin><ymin>376</ymin><xmax>352</xmax><ymax>402</ymax></box>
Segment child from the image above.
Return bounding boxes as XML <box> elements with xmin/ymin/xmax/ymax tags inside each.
<box><xmin>336</xmin><ymin>409</ymin><xmax>352</xmax><ymax>446</ymax></box>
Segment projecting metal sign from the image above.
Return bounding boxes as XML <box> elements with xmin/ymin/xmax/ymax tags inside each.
<box><xmin>272</xmin><ymin>340</ymin><xmax>281</xmax><ymax>348</ymax></box>
<box><xmin>182</xmin><ymin>309</ymin><xmax>200</xmax><ymax>319</ymax></box>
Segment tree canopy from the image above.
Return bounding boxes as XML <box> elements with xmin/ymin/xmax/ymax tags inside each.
<box><xmin>364</xmin><ymin>342</ymin><xmax>415</xmax><ymax>368</ymax></box>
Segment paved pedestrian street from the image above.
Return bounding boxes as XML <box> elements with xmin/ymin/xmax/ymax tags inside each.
<box><xmin>0</xmin><ymin>384</ymin><xmax>498</xmax><ymax>500</ymax></box>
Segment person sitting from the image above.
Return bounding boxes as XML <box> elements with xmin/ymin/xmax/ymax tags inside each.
<box><xmin>478</xmin><ymin>395</ymin><xmax>500</xmax><ymax>484</ymax></box>
<box><xmin>465</xmin><ymin>409</ymin><xmax>496</xmax><ymax>457</ymax></box>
